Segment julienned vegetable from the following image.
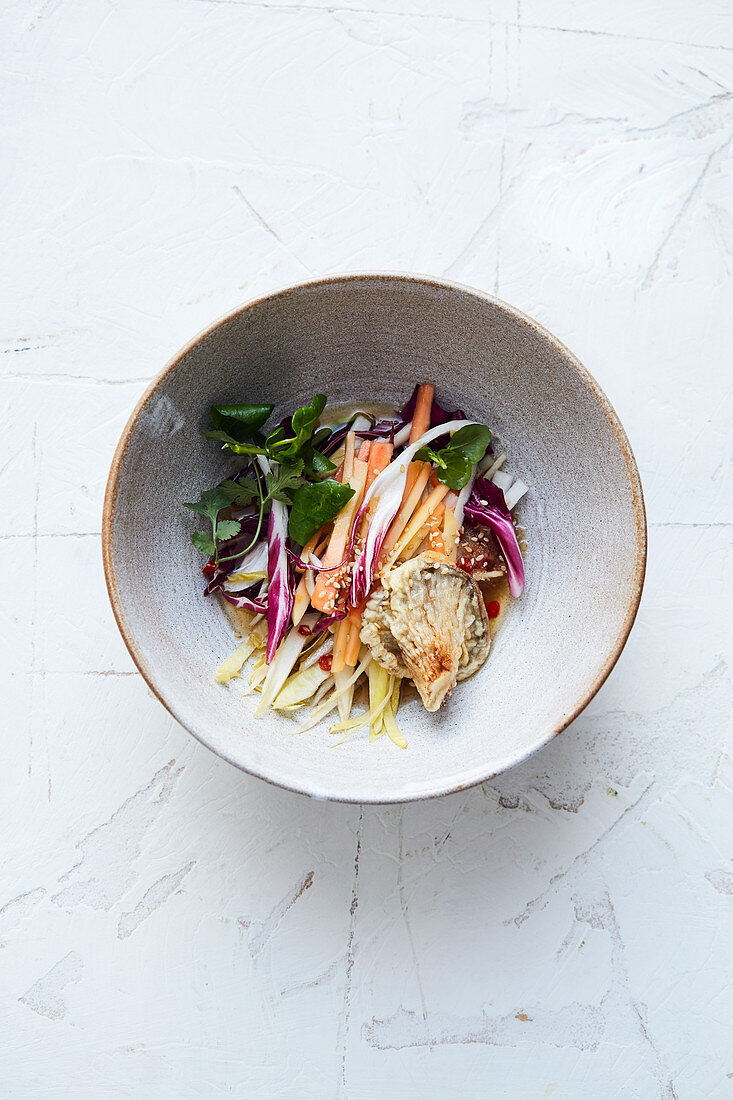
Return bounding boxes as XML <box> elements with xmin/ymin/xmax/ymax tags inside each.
<box><xmin>184</xmin><ymin>384</ymin><xmax>528</xmax><ymax>746</ymax></box>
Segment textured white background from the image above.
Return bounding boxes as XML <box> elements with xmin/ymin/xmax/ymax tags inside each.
<box><xmin>2</xmin><ymin>1</ymin><xmax>732</xmax><ymax>1097</ymax></box>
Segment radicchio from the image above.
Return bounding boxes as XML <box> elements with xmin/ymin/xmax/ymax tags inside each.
<box><xmin>463</xmin><ymin>477</ymin><xmax>525</xmax><ymax>598</ymax></box>
<box><xmin>258</xmin><ymin>456</ymin><xmax>295</xmax><ymax>662</ymax></box>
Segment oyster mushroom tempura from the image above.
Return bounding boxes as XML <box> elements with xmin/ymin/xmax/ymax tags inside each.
<box><xmin>184</xmin><ymin>384</ymin><xmax>528</xmax><ymax>747</ymax></box>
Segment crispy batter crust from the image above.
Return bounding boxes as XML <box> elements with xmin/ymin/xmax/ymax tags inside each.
<box><xmin>360</xmin><ymin>552</ymin><xmax>491</xmax><ymax>711</ymax></box>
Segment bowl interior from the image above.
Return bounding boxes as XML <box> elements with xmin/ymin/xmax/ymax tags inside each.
<box><xmin>104</xmin><ymin>275</ymin><xmax>645</xmax><ymax>802</ymax></box>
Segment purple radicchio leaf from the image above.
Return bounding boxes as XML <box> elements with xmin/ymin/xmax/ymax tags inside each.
<box><xmin>264</xmin><ymin>496</ymin><xmax>294</xmax><ymax>662</ymax></box>
<box><xmin>313</xmin><ymin>609</ymin><xmax>348</xmax><ymax>634</ymax></box>
<box><xmin>221</xmin><ymin>591</ymin><xmax>268</xmax><ymax>614</ymax></box>
<box><xmin>463</xmin><ymin>476</ymin><xmax>525</xmax><ymax>598</ymax></box>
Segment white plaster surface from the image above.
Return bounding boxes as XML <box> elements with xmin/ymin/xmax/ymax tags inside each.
<box><xmin>1</xmin><ymin>1</ymin><xmax>732</xmax><ymax>1096</ymax></box>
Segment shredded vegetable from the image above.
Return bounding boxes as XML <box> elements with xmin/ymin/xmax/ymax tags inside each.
<box><xmin>185</xmin><ymin>384</ymin><xmax>529</xmax><ymax>747</ymax></box>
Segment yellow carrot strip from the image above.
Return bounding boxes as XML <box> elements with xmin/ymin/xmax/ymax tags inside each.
<box><xmin>442</xmin><ymin>506</ymin><xmax>459</xmax><ymax>563</ymax></box>
<box><xmin>378</xmin><ymin>462</ymin><xmax>432</xmax><ymax>565</ymax></box>
<box><xmin>343</xmin><ymin>608</ymin><xmax>363</xmax><ymax>667</ymax></box>
<box><xmin>331</xmin><ymin>615</ymin><xmax>352</xmax><ymax>674</ymax></box>
<box><xmin>292</xmin><ymin>532</ymin><xmax>331</xmax><ymax>624</ymax></box>
<box><xmin>292</xmin><ymin>574</ymin><xmax>311</xmax><ymax>625</ymax></box>
<box><xmin>400</xmin><ymin>501</ymin><xmax>445</xmax><ymax>560</ymax></box>
<box><xmin>311</xmin><ymin>459</ymin><xmax>368</xmax><ymax>612</ymax></box>
<box><xmin>342</xmin><ymin>431</ymin><xmax>356</xmax><ymax>482</ymax></box>
<box><xmin>388</xmin><ymin>482</ymin><xmax>450</xmax><ymax>563</ymax></box>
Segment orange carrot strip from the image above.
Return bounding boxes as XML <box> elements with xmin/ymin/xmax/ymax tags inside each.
<box><xmin>378</xmin><ymin>462</ymin><xmax>432</xmax><ymax>565</ymax></box>
<box><xmin>311</xmin><ymin>459</ymin><xmax>368</xmax><ymax>612</ymax></box>
<box><xmin>409</xmin><ymin>383</ymin><xmax>434</xmax><ymax>443</ymax></box>
<box><xmin>401</xmin><ymin>385</ymin><xmax>434</xmax><ymax>502</ymax></box>
<box><xmin>389</xmin><ymin>482</ymin><xmax>450</xmax><ymax>563</ymax></box>
<box><xmin>357</xmin><ymin>439</ymin><xmax>371</xmax><ymax>462</ymax></box>
<box><xmin>366</xmin><ymin>441</ymin><xmax>393</xmax><ymax>490</ymax></box>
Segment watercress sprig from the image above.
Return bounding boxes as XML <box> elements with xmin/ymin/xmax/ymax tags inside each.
<box><xmin>413</xmin><ymin>423</ymin><xmax>492</xmax><ymax>490</ymax></box>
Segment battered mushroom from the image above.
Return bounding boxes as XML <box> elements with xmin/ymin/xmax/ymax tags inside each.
<box><xmin>360</xmin><ymin>552</ymin><xmax>491</xmax><ymax>712</ymax></box>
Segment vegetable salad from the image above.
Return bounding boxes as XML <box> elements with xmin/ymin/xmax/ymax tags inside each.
<box><xmin>185</xmin><ymin>385</ymin><xmax>527</xmax><ymax>746</ymax></box>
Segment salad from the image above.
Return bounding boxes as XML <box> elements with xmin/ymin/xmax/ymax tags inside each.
<box><xmin>184</xmin><ymin>384</ymin><xmax>527</xmax><ymax>747</ymax></box>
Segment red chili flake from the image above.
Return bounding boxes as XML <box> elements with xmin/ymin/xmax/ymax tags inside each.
<box><xmin>202</xmin><ymin>560</ymin><xmax>216</xmax><ymax>577</ymax></box>
<box><xmin>457</xmin><ymin>556</ymin><xmax>473</xmax><ymax>575</ymax></box>
<box><xmin>318</xmin><ymin>654</ymin><xmax>333</xmax><ymax>672</ymax></box>
<box><xmin>297</xmin><ymin>624</ymin><xmax>312</xmax><ymax>637</ymax></box>
<box><xmin>487</xmin><ymin>600</ymin><xmax>500</xmax><ymax>619</ymax></box>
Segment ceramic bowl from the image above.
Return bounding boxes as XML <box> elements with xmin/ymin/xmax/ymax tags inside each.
<box><xmin>103</xmin><ymin>274</ymin><xmax>646</xmax><ymax>803</ymax></box>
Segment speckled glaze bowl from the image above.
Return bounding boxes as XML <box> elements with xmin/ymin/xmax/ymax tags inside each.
<box><xmin>103</xmin><ymin>274</ymin><xmax>646</xmax><ymax>803</ymax></box>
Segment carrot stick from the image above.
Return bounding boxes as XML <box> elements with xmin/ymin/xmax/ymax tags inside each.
<box><xmin>409</xmin><ymin>384</ymin><xmax>434</xmax><ymax>443</ymax></box>
<box><xmin>401</xmin><ymin>384</ymin><xmax>434</xmax><ymax>502</ymax></box>
<box><xmin>292</xmin><ymin>533</ymin><xmax>330</xmax><ymax>624</ymax></box>
<box><xmin>442</xmin><ymin>506</ymin><xmax>459</xmax><ymax>563</ymax></box>
<box><xmin>311</xmin><ymin>459</ymin><xmax>368</xmax><ymax>612</ymax></box>
<box><xmin>366</xmin><ymin>441</ymin><xmax>393</xmax><ymax>490</ymax></box>
<box><xmin>379</xmin><ymin>462</ymin><xmax>432</xmax><ymax>564</ymax></box>
<box><xmin>388</xmin><ymin>482</ymin><xmax>450</xmax><ymax>563</ymax></box>
<box><xmin>332</xmin><ymin>616</ymin><xmax>352</xmax><ymax>674</ymax></box>
<box><xmin>402</xmin><ymin>501</ymin><xmax>445</xmax><ymax>560</ymax></box>
<box><xmin>342</xmin><ymin>431</ymin><xmax>356</xmax><ymax>483</ymax></box>
<box><xmin>343</xmin><ymin>608</ymin><xmax>363</xmax><ymax>667</ymax></box>
<box><xmin>357</xmin><ymin>439</ymin><xmax>371</xmax><ymax>462</ymax></box>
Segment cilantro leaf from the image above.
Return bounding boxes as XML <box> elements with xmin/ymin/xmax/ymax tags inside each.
<box><xmin>191</xmin><ymin>531</ymin><xmax>216</xmax><ymax>555</ymax></box>
<box><xmin>288</xmin><ymin>480</ymin><xmax>355</xmax><ymax>546</ymax></box>
<box><xmin>264</xmin><ymin>459</ymin><xmax>305</xmax><ymax>503</ymax></box>
<box><xmin>412</xmin><ymin>424</ymin><xmax>491</xmax><ymax>489</ymax></box>
<box><xmin>183</xmin><ymin>487</ymin><xmax>231</xmax><ymax>523</ymax></box>
<box><xmin>184</xmin><ymin>487</ymin><xmax>241</xmax><ymax>559</ymax></box>
<box><xmin>215</xmin><ymin>519</ymin><xmax>242</xmax><ymax>541</ymax></box>
<box><xmin>219</xmin><ymin>479</ymin><xmax>259</xmax><ymax>506</ymax></box>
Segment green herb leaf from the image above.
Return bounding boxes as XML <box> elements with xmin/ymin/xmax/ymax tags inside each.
<box><xmin>215</xmin><ymin>519</ymin><xmax>242</xmax><ymax>541</ymax></box>
<box><xmin>264</xmin><ymin>459</ymin><xmax>305</xmax><ymax>503</ymax></box>
<box><xmin>210</xmin><ymin>403</ymin><xmax>274</xmax><ymax>443</ymax></box>
<box><xmin>202</xmin><ymin>430</ymin><xmax>267</xmax><ymax>456</ymax></box>
<box><xmin>288</xmin><ymin>479</ymin><xmax>355</xmax><ymax>547</ymax></box>
<box><xmin>267</xmin><ymin>394</ymin><xmax>327</xmax><ymax>461</ymax></box>
<box><xmin>412</xmin><ymin>423</ymin><xmax>491</xmax><ymax>489</ymax></box>
<box><xmin>300</xmin><ymin>442</ymin><xmax>337</xmax><ymax>478</ymax></box>
<box><xmin>191</xmin><ymin>531</ymin><xmax>216</xmax><ymax>555</ymax></box>
<box><xmin>447</xmin><ymin>424</ymin><xmax>492</xmax><ymax>464</ymax></box>
<box><xmin>183</xmin><ymin>487</ymin><xmax>231</xmax><ymax>524</ymax></box>
<box><xmin>219</xmin><ymin>478</ymin><xmax>259</xmax><ymax>506</ymax></box>
<box><xmin>184</xmin><ymin>487</ymin><xmax>240</xmax><ymax>558</ymax></box>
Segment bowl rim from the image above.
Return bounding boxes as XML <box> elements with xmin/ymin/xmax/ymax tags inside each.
<box><xmin>102</xmin><ymin>271</ymin><xmax>647</xmax><ymax>803</ymax></box>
